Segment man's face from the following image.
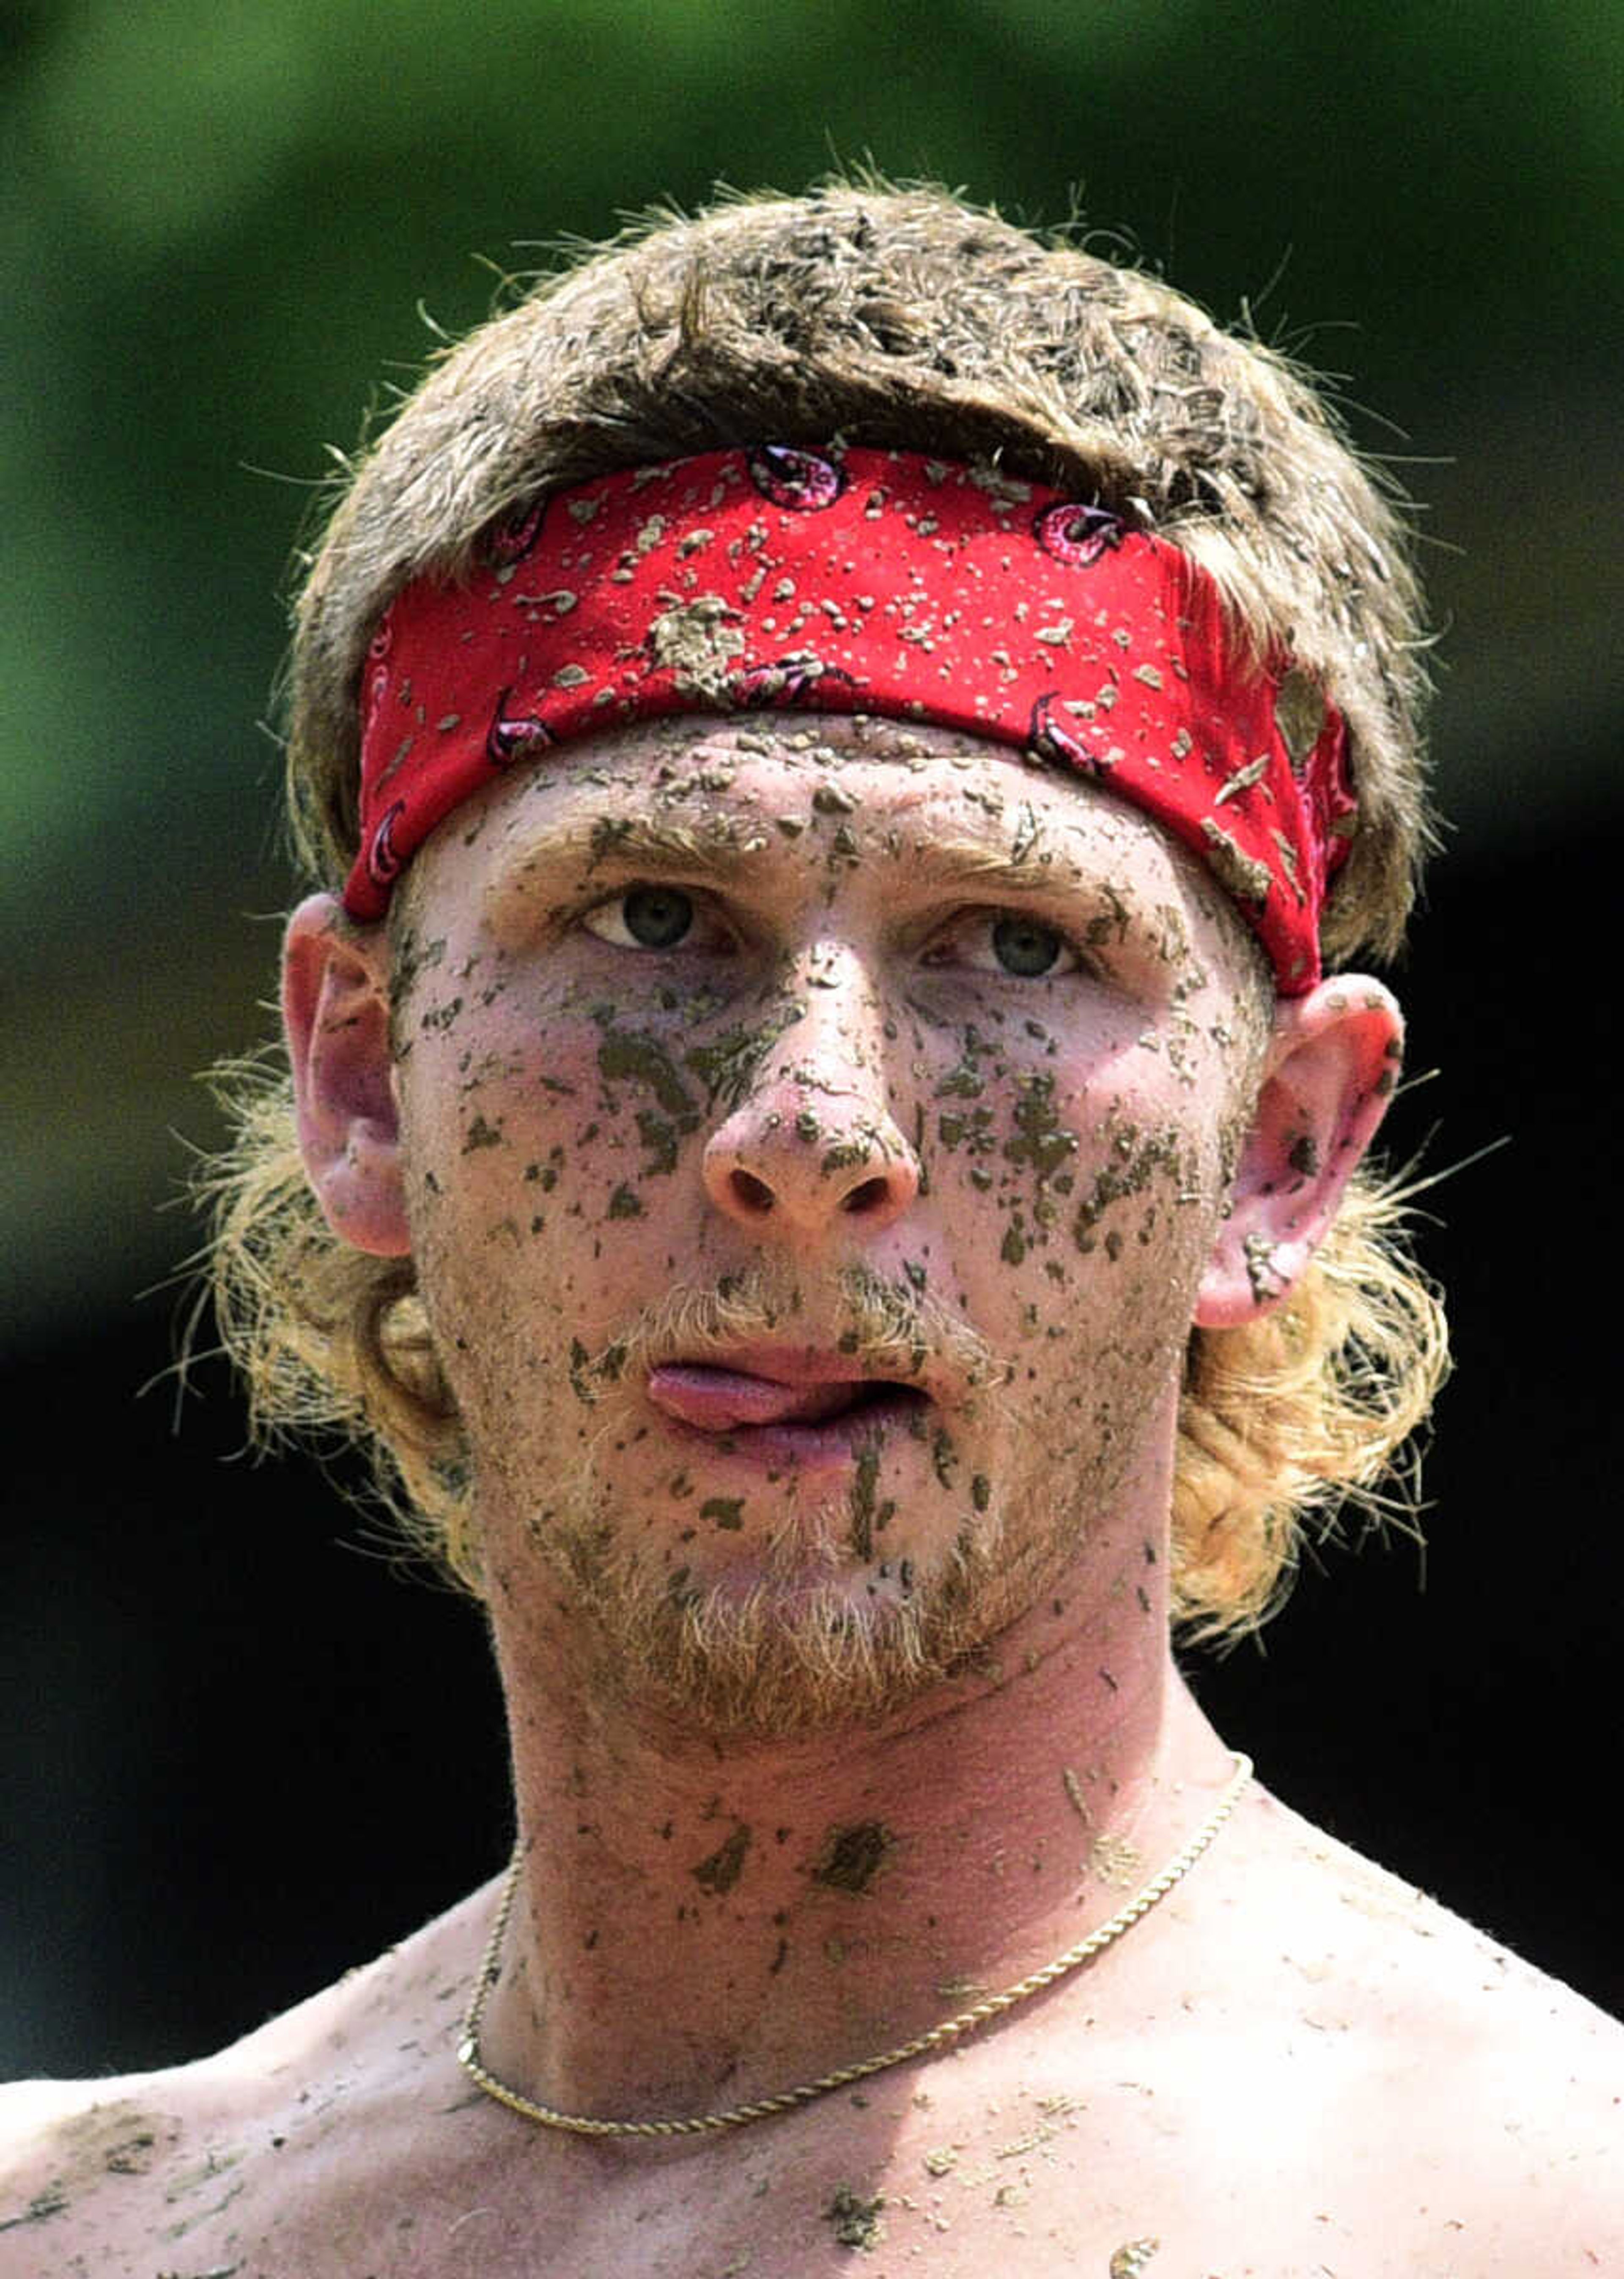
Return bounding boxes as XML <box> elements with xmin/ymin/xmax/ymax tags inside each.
<box><xmin>387</xmin><ymin>714</ymin><xmax>1268</xmax><ymax>1736</ymax></box>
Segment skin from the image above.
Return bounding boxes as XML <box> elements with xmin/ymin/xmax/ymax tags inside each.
<box><xmin>346</xmin><ymin>714</ymin><xmax>1278</xmax><ymax>2116</ymax></box>
<box><xmin>3</xmin><ymin>716</ymin><xmax>1619</xmax><ymax>2277</ymax></box>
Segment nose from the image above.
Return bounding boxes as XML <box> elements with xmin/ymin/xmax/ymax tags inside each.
<box><xmin>701</xmin><ymin>951</ymin><xmax>921</xmax><ymax>1241</ymax></box>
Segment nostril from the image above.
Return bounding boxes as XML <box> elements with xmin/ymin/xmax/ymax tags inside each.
<box><xmin>730</xmin><ymin>1168</ymin><xmax>775</xmax><ymax>1215</ymax></box>
<box><xmin>842</xmin><ymin>1177</ymin><xmax>893</xmax><ymax>1216</ymax></box>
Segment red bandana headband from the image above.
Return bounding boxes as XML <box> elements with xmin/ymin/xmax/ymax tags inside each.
<box><xmin>349</xmin><ymin>445</ymin><xmax>1355</xmax><ymax>991</ymax></box>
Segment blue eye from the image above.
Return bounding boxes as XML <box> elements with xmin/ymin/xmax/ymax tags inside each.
<box><xmin>920</xmin><ymin>910</ymin><xmax>1081</xmax><ymax>981</ymax></box>
<box><xmin>991</xmin><ymin>915</ymin><xmax>1066</xmax><ymax>977</ymax></box>
<box><xmin>583</xmin><ymin>884</ymin><xmax>698</xmax><ymax>950</ymax></box>
<box><xmin>623</xmin><ymin>886</ymin><xmax>694</xmax><ymax>948</ymax></box>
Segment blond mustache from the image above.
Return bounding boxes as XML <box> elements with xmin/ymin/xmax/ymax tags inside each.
<box><xmin>577</xmin><ymin>1260</ymin><xmax>1010</xmax><ymax>1412</ymax></box>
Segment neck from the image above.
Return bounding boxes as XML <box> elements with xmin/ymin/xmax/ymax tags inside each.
<box><xmin>473</xmin><ymin>1514</ymin><xmax>1236</xmax><ymax>2128</ymax></box>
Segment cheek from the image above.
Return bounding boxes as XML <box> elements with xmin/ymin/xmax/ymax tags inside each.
<box><xmin>396</xmin><ymin>963</ymin><xmax>702</xmax><ymax>1317</ymax></box>
<box><xmin>920</xmin><ymin>1017</ymin><xmax>1219</xmax><ymax>1336</ymax></box>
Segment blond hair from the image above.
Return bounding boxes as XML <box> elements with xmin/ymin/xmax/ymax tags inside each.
<box><xmin>207</xmin><ymin>180</ymin><xmax>1448</xmax><ymax>1643</ymax></box>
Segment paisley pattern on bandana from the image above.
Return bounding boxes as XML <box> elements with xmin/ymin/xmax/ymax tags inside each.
<box><xmin>366</xmin><ymin>798</ymin><xmax>408</xmax><ymax>890</ymax></box>
<box><xmin>486</xmin><ymin>690</ymin><xmax>554</xmax><ymax>768</ymax></box>
<box><xmin>1028</xmin><ymin>692</ymin><xmax>1112</xmax><ymax>777</ymax></box>
<box><xmin>1033</xmin><ymin>500</ymin><xmax>1125</xmax><ymax>568</ymax></box>
<box><xmin>738</xmin><ymin>656</ymin><xmax>859</xmax><ymax>708</ymax></box>
<box><xmin>347</xmin><ymin>447</ymin><xmax>1357</xmax><ymax>992</ymax></box>
<box><xmin>483</xmin><ymin>495</ymin><xmax>547</xmax><ymax>566</ymax></box>
<box><xmin>746</xmin><ymin>444</ymin><xmax>846</xmax><ymax>510</ymax></box>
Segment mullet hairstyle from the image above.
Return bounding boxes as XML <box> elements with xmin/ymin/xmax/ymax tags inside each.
<box><xmin>203</xmin><ymin>179</ymin><xmax>1448</xmax><ymax>1645</ymax></box>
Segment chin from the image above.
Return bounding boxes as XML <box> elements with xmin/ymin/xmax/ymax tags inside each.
<box><xmin>554</xmin><ymin>1513</ymin><xmax>1020</xmax><ymax>1740</ymax></box>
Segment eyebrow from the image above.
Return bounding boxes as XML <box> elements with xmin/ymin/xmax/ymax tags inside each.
<box><xmin>483</xmin><ymin>813</ymin><xmax>767</xmax><ymax>919</ymax></box>
<box><xmin>487</xmin><ymin>811</ymin><xmax>1067</xmax><ymax>905</ymax></box>
<box><xmin>907</xmin><ymin>834</ymin><xmax>1068</xmax><ymax>896</ymax></box>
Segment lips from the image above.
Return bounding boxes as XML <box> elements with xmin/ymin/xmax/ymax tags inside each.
<box><xmin>647</xmin><ymin>1364</ymin><xmax>907</xmax><ymax>1432</ymax></box>
<box><xmin>645</xmin><ymin>1360</ymin><xmax>930</xmax><ymax>1471</ymax></box>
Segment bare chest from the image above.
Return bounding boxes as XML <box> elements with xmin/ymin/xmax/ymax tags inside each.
<box><xmin>195</xmin><ymin>2033</ymin><xmax>1498</xmax><ymax>2279</ymax></box>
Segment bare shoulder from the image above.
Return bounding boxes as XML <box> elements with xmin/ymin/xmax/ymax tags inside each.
<box><xmin>1233</xmin><ymin>1780</ymin><xmax>1623</xmax><ymax>2268</ymax></box>
<box><xmin>0</xmin><ymin>1882</ymin><xmax>493</xmax><ymax>2279</ymax></box>
<box><xmin>0</xmin><ymin>2072</ymin><xmax>194</xmax><ymax>2276</ymax></box>
<box><xmin>1252</xmin><ymin>1779</ymin><xmax>1621</xmax><ymax>2051</ymax></box>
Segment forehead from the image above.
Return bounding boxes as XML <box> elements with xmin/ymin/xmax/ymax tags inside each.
<box><xmin>428</xmin><ymin>714</ymin><xmax>1211</xmax><ymax>879</ymax></box>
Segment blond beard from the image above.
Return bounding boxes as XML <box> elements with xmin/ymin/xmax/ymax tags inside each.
<box><xmin>481</xmin><ymin>1261</ymin><xmax>1145</xmax><ymax>1739</ymax></box>
<box><xmin>535</xmin><ymin>1467</ymin><xmax>1012</xmax><ymax>1739</ymax></box>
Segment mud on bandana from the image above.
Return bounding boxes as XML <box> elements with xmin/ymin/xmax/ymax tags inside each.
<box><xmin>348</xmin><ymin>445</ymin><xmax>1356</xmax><ymax>991</ymax></box>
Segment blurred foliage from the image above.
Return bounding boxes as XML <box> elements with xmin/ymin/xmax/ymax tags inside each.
<box><xmin>2</xmin><ymin>0</ymin><xmax>1620</xmax><ymax>1331</ymax></box>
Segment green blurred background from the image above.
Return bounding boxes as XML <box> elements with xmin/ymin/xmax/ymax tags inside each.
<box><xmin>4</xmin><ymin>1</ymin><xmax>1621</xmax><ymax>2073</ymax></box>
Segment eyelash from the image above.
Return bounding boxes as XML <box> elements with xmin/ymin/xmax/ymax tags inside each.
<box><xmin>576</xmin><ymin>882</ymin><xmax>1094</xmax><ymax>981</ymax></box>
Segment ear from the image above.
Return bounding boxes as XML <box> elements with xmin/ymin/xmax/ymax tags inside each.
<box><xmin>282</xmin><ymin>892</ymin><xmax>411</xmax><ymax>1257</ymax></box>
<box><xmin>1194</xmin><ymin>977</ymin><xmax>1402</xmax><ymax>1327</ymax></box>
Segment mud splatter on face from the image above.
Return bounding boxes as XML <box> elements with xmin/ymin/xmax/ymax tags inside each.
<box><xmin>685</xmin><ymin>1001</ymin><xmax>806</xmax><ymax>1114</ymax></box>
<box><xmin>596</xmin><ymin>1031</ymin><xmax>698</xmax><ymax>1121</ymax></box>
<box><xmin>1072</xmin><ymin>1115</ymin><xmax>1194</xmax><ymax>1254</ymax></box>
<box><xmin>848</xmin><ymin>1443</ymin><xmax>882</xmax><ymax>1560</ymax></box>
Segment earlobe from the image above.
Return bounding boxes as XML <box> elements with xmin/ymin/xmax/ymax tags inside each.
<box><xmin>282</xmin><ymin>892</ymin><xmax>411</xmax><ymax>1257</ymax></box>
<box><xmin>1194</xmin><ymin>977</ymin><xmax>1403</xmax><ymax>1328</ymax></box>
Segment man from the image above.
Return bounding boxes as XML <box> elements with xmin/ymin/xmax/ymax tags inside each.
<box><xmin>3</xmin><ymin>184</ymin><xmax>1616</xmax><ymax>2276</ymax></box>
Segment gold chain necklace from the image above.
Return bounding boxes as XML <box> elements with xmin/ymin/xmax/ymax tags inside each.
<box><xmin>457</xmin><ymin>1750</ymin><xmax>1252</xmax><ymax>2140</ymax></box>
